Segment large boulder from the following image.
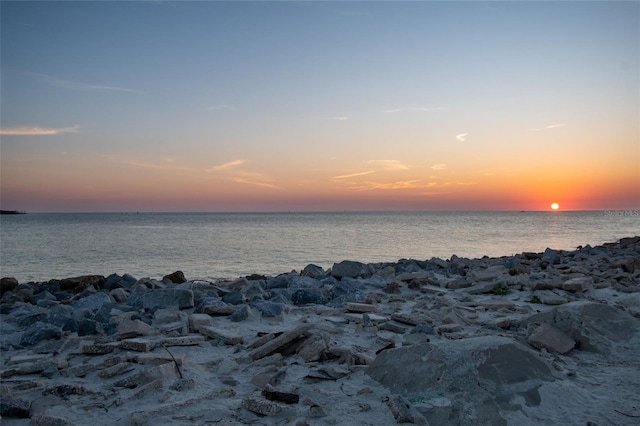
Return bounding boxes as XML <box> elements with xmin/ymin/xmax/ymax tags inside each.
<box><xmin>520</xmin><ymin>301</ymin><xmax>640</xmax><ymax>355</ymax></box>
<box><xmin>331</xmin><ymin>260</ymin><xmax>371</xmax><ymax>279</ymax></box>
<box><xmin>59</xmin><ymin>275</ymin><xmax>105</xmax><ymax>293</ymax></box>
<box><xmin>367</xmin><ymin>336</ymin><xmax>555</xmax><ymax>425</ymax></box>
<box><xmin>0</xmin><ymin>277</ymin><xmax>19</xmax><ymax>296</ymax></box>
<box><xmin>142</xmin><ymin>288</ymin><xmax>194</xmax><ymax>310</ymax></box>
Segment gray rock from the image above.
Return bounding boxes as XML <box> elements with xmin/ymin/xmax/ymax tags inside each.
<box><xmin>0</xmin><ymin>395</ymin><xmax>30</xmax><ymax>418</ymax></box>
<box><xmin>142</xmin><ymin>288</ymin><xmax>194</xmax><ymax>310</ymax></box>
<box><xmin>252</xmin><ymin>301</ymin><xmax>284</xmax><ymax>317</ymax></box>
<box><xmin>527</xmin><ymin>323</ymin><xmax>576</xmax><ymax>354</ymax></box>
<box><xmin>302</xmin><ymin>264</ymin><xmax>327</xmax><ymax>279</ymax></box>
<box><xmin>331</xmin><ymin>260</ymin><xmax>370</xmax><ymax>279</ymax></box>
<box><xmin>230</xmin><ymin>305</ymin><xmax>252</xmax><ymax>322</ymax></box>
<box><xmin>21</xmin><ymin>321</ymin><xmax>62</xmax><ymax>346</ymax></box>
<box><xmin>162</xmin><ymin>270</ymin><xmax>187</xmax><ymax>284</ymax></box>
<box><xmin>368</xmin><ymin>336</ymin><xmax>554</xmax><ymax>426</ymax></box>
<box><xmin>562</xmin><ymin>276</ymin><xmax>593</xmax><ymax>292</ymax></box>
<box><xmin>291</xmin><ymin>287</ymin><xmax>326</xmax><ymax>305</ymax></box>
<box><xmin>0</xmin><ymin>276</ymin><xmax>19</xmax><ymax>296</ymax></box>
<box><xmin>73</xmin><ymin>292</ymin><xmax>113</xmax><ymax>314</ymax></box>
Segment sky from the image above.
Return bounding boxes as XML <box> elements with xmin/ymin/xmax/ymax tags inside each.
<box><xmin>1</xmin><ymin>1</ymin><xmax>638</xmax><ymax>212</ymax></box>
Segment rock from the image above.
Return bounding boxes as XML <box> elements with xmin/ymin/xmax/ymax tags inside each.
<box><xmin>230</xmin><ymin>305</ymin><xmax>253</xmax><ymax>322</ymax></box>
<box><xmin>368</xmin><ymin>336</ymin><xmax>554</xmax><ymax>426</ymax></box>
<box><xmin>344</xmin><ymin>302</ymin><xmax>377</xmax><ymax>313</ymax></box>
<box><xmin>142</xmin><ymin>288</ymin><xmax>194</xmax><ymax>310</ymax></box>
<box><xmin>188</xmin><ymin>313</ymin><xmax>214</xmax><ymax>331</ymax></box>
<box><xmin>385</xmin><ymin>395</ymin><xmax>427</xmax><ymax>424</ymax></box>
<box><xmin>296</xmin><ymin>333</ymin><xmax>329</xmax><ymax>362</ymax></box>
<box><xmin>533</xmin><ymin>290</ymin><xmax>568</xmax><ymax>305</ymax></box>
<box><xmin>59</xmin><ymin>275</ymin><xmax>105</xmax><ymax>293</ymax></box>
<box><xmin>117</xmin><ymin>319</ymin><xmax>158</xmax><ymax>339</ymax></box>
<box><xmin>162</xmin><ymin>270</ymin><xmax>187</xmax><ymax>284</ymax></box>
<box><xmin>242</xmin><ymin>395</ymin><xmax>292</xmax><ymax>417</ymax></box>
<box><xmin>252</xmin><ymin>301</ymin><xmax>285</xmax><ymax>318</ymax></box>
<box><xmin>110</xmin><ymin>288</ymin><xmax>129</xmax><ymax>303</ymax></box>
<box><xmin>262</xmin><ymin>384</ymin><xmax>300</xmax><ymax>404</ymax></box>
<box><xmin>302</xmin><ymin>264</ymin><xmax>327</xmax><ymax>279</ymax></box>
<box><xmin>198</xmin><ymin>326</ymin><xmax>244</xmax><ymax>345</ymax></box>
<box><xmin>0</xmin><ymin>276</ymin><xmax>19</xmax><ymax>296</ymax></box>
<box><xmin>331</xmin><ymin>260</ymin><xmax>370</xmax><ymax>279</ymax></box>
<box><xmin>291</xmin><ymin>287</ymin><xmax>326</xmax><ymax>305</ymax></box>
<box><xmin>120</xmin><ymin>338</ymin><xmax>156</xmax><ymax>352</ymax></box>
<box><xmin>527</xmin><ymin>323</ymin><xmax>575</xmax><ymax>354</ymax></box>
<box><xmin>21</xmin><ymin>321</ymin><xmax>62</xmax><ymax>346</ymax></box>
<box><xmin>562</xmin><ymin>276</ymin><xmax>593</xmax><ymax>292</ymax></box>
<box><xmin>73</xmin><ymin>292</ymin><xmax>113</xmax><ymax>313</ymax></box>
<box><xmin>0</xmin><ymin>395</ymin><xmax>30</xmax><ymax>418</ymax></box>
<box><xmin>249</xmin><ymin>324</ymin><xmax>312</xmax><ymax>360</ymax></box>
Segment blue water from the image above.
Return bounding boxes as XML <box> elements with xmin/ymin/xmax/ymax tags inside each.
<box><xmin>0</xmin><ymin>211</ymin><xmax>638</xmax><ymax>283</ymax></box>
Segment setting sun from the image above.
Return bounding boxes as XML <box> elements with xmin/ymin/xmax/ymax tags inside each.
<box><xmin>551</xmin><ymin>203</ymin><xmax>560</xmax><ymax>210</ymax></box>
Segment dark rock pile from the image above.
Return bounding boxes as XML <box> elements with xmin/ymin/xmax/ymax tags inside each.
<box><xmin>1</xmin><ymin>237</ymin><xmax>639</xmax><ymax>425</ymax></box>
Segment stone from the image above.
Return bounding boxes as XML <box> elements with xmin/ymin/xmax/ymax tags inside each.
<box><xmin>562</xmin><ymin>276</ymin><xmax>593</xmax><ymax>292</ymax></box>
<box><xmin>98</xmin><ymin>362</ymin><xmax>135</xmax><ymax>379</ymax></box>
<box><xmin>0</xmin><ymin>276</ymin><xmax>19</xmax><ymax>296</ymax></box>
<box><xmin>262</xmin><ymin>384</ymin><xmax>300</xmax><ymax>404</ymax></box>
<box><xmin>112</xmin><ymin>362</ymin><xmax>177</xmax><ymax>389</ymax></box>
<box><xmin>110</xmin><ymin>288</ymin><xmax>129</xmax><ymax>303</ymax></box>
<box><xmin>344</xmin><ymin>313</ymin><xmax>388</xmax><ymax>324</ymax></box>
<box><xmin>527</xmin><ymin>323</ymin><xmax>575</xmax><ymax>354</ymax></box>
<box><xmin>534</xmin><ymin>290</ymin><xmax>568</xmax><ymax>305</ymax></box>
<box><xmin>162</xmin><ymin>335</ymin><xmax>205</xmax><ymax>346</ymax></box>
<box><xmin>0</xmin><ymin>395</ymin><xmax>31</xmax><ymax>418</ymax></box>
<box><xmin>81</xmin><ymin>342</ymin><xmax>117</xmax><ymax>354</ymax></box>
<box><xmin>120</xmin><ymin>338</ymin><xmax>156</xmax><ymax>352</ymax></box>
<box><xmin>242</xmin><ymin>395</ymin><xmax>291</xmax><ymax>417</ymax></box>
<box><xmin>142</xmin><ymin>288</ymin><xmax>194</xmax><ymax>310</ymax></box>
<box><xmin>385</xmin><ymin>395</ymin><xmax>427</xmax><ymax>424</ymax></box>
<box><xmin>136</xmin><ymin>353</ymin><xmax>186</xmax><ymax>366</ymax></box>
<box><xmin>252</xmin><ymin>301</ymin><xmax>285</xmax><ymax>318</ymax></box>
<box><xmin>230</xmin><ymin>305</ymin><xmax>252</xmax><ymax>322</ymax></box>
<box><xmin>291</xmin><ymin>287</ymin><xmax>326</xmax><ymax>305</ymax></box>
<box><xmin>344</xmin><ymin>302</ymin><xmax>377</xmax><ymax>313</ymax></box>
<box><xmin>59</xmin><ymin>275</ymin><xmax>105</xmax><ymax>293</ymax></box>
<box><xmin>73</xmin><ymin>292</ymin><xmax>113</xmax><ymax>313</ymax></box>
<box><xmin>162</xmin><ymin>270</ymin><xmax>187</xmax><ymax>284</ymax></box>
<box><xmin>249</xmin><ymin>324</ymin><xmax>312</xmax><ymax>360</ymax></box>
<box><xmin>117</xmin><ymin>319</ymin><xmax>158</xmax><ymax>339</ymax></box>
<box><xmin>198</xmin><ymin>326</ymin><xmax>244</xmax><ymax>345</ymax></box>
<box><xmin>296</xmin><ymin>334</ymin><xmax>329</xmax><ymax>362</ymax></box>
<box><xmin>301</xmin><ymin>264</ymin><xmax>327</xmax><ymax>279</ymax></box>
<box><xmin>21</xmin><ymin>322</ymin><xmax>62</xmax><ymax>346</ymax></box>
<box><xmin>368</xmin><ymin>336</ymin><xmax>555</xmax><ymax>426</ymax></box>
<box><xmin>188</xmin><ymin>313</ymin><xmax>214</xmax><ymax>331</ymax></box>
<box><xmin>331</xmin><ymin>260</ymin><xmax>370</xmax><ymax>279</ymax></box>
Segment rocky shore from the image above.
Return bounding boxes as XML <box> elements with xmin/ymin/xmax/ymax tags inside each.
<box><xmin>1</xmin><ymin>237</ymin><xmax>640</xmax><ymax>425</ymax></box>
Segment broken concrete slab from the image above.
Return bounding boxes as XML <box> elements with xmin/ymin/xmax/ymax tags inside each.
<box><xmin>527</xmin><ymin>323</ymin><xmax>576</xmax><ymax>354</ymax></box>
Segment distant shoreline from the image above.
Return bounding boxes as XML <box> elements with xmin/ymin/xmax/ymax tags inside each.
<box><xmin>0</xmin><ymin>210</ymin><xmax>26</xmax><ymax>215</ymax></box>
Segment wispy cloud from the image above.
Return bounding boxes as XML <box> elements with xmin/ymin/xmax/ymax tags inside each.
<box><xmin>208</xmin><ymin>159</ymin><xmax>246</xmax><ymax>171</ymax></box>
<box><xmin>527</xmin><ymin>124</ymin><xmax>566</xmax><ymax>132</ymax></box>
<box><xmin>383</xmin><ymin>106</ymin><xmax>447</xmax><ymax>113</ymax></box>
<box><xmin>0</xmin><ymin>125</ymin><xmax>80</xmax><ymax>136</ymax></box>
<box><xmin>431</xmin><ymin>164</ymin><xmax>447</xmax><ymax>171</ymax></box>
<box><xmin>29</xmin><ymin>72</ymin><xmax>143</xmax><ymax>94</ymax></box>
<box><xmin>333</xmin><ymin>170</ymin><xmax>375</xmax><ymax>179</ymax></box>
<box><xmin>326</xmin><ymin>116</ymin><xmax>349</xmax><ymax>121</ymax></box>
<box><xmin>455</xmin><ymin>133</ymin><xmax>468</xmax><ymax>142</ymax></box>
<box><xmin>354</xmin><ymin>179</ymin><xmax>428</xmax><ymax>191</ymax></box>
<box><xmin>233</xmin><ymin>178</ymin><xmax>280</xmax><ymax>189</ymax></box>
<box><xmin>368</xmin><ymin>160</ymin><xmax>409</xmax><ymax>171</ymax></box>
<box><xmin>205</xmin><ymin>104</ymin><xmax>236</xmax><ymax>111</ymax></box>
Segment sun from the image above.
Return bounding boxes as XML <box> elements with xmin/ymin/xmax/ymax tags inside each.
<box><xmin>550</xmin><ymin>203</ymin><xmax>560</xmax><ymax>210</ymax></box>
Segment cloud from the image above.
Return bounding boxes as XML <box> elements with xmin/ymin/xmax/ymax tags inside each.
<box><xmin>333</xmin><ymin>170</ymin><xmax>375</xmax><ymax>179</ymax></box>
<box><xmin>354</xmin><ymin>179</ymin><xmax>427</xmax><ymax>191</ymax></box>
<box><xmin>383</xmin><ymin>106</ymin><xmax>447</xmax><ymax>113</ymax></box>
<box><xmin>127</xmin><ymin>160</ymin><xmax>191</xmax><ymax>171</ymax></box>
<box><xmin>0</xmin><ymin>125</ymin><xmax>80</xmax><ymax>136</ymax></box>
<box><xmin>431</xmin><ymin>164</ymin><xmax>447</xmax><ymax>171</ymax></box>
<box><xmin>233</xmin><ymin>178</ymin><xmax>280</xmax><ymax>189</ymax></box>
<box><xmin>29</xmin><ymin>72</ymin><xmax>142</xmax><ymax>94</ymax></box>
<box><xmin>327</xmin><ymin>116</ymin><xmax>349</xmax><ymax>121</ymax></box>
<box><xmin>455</xmin><ymin>133</ymin><xmax>468</xmax><ymax>142</ymax></box>
<box><xmin>209</xmin><ymin>160</ymin><xmax>246</xmax><ymax>171</ymax></box>
<box><xmin>368</xmin><ymin>160</ymin><xmax>409</xmax><ymax>170</ymax></box>
<box><xmin>527</xmin><ymin>124</ymin><xmax>566</xmax><ymax>132</ymax></box>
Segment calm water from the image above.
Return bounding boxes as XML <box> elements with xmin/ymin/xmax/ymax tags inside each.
<box><xmin>1</xmin><ymin>211</ymin><xmax>638</xmax><ymax>283</ymax></box>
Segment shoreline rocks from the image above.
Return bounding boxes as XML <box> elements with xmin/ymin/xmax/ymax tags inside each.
<box><xmin>1</xmin><ymin>237</ymin><xmax>639</xmax><ymax>425</ymax></box>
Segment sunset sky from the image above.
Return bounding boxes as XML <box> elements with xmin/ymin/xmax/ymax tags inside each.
<box><xmin>1</xmin><ymin>1</ymin><xmax>638</xmax><ymax>212</ymax></box>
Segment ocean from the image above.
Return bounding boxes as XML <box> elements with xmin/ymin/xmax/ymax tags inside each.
<box><xmin>1</xmin><ymin>211</ymin><xmax>638</xmax><ymax>283</ymax></box>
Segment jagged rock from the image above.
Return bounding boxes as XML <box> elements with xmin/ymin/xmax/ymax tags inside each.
<box><xmin>59</xmin><ymin>275</ymin><xmax>105</xmax><ymax>293</ymax></box>
<box><xmin>368</xmin><ymin>336</ymin><xmax>554</xmax><ymax>425</ymax></box>
<box><xmin>21</xmin><ymin>321</ymin><xmax>62</xmax><ymax>346</ymax></box>
<box><xmin>262</xmin><ymin>384</ymin><xmax>300</xmax><ymax>404</ymax></box>
<box><xmin>162</xmin><ymin>270</ymin><xmax>187</xmax><ymax>284</ymax></box>
<box><xmin>230</xmin><ymin>305</ymin><xmax>253</xmax><ymax>322</ymax></box>
<box><xmin>0</xmin><ymin>276</ymin><xmax>19</xmax><ymax>296</ymax></box>
<box><xmin>562</xmin><ymin>276</ymin><xmax>593</xmax><ymax>292</ymax></box>
<box><xmin>302</xmin><ymin>264</ymin><xmax>327</xmax><ymax>279</ymax></box>
<box><xmin>252</xmin><ymin>300</ymin><xmax>285</xmax><ymax>317</ymax></box>
<box><xmin>331</xmin><ymin>260</ymin><xmax>370</xmax><ymax>279</ymax></box>
<box><xmin>142</xmin><ymin>288</ymin><xmax>194</xmax><ymax>310</ymax></box>
<box><xmin>527</xmin><ymin>323</ymin><xmax>576</xmax><ymax>354</ymax></box>
<box><xmin>0</xmin><ymin>395</ymin><xmax>31</xmax><ymax>418</ymax></box>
